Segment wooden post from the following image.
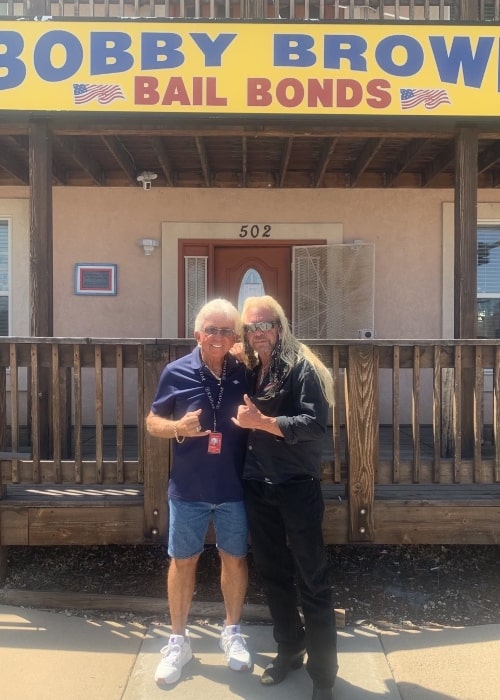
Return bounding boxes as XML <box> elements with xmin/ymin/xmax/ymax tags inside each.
<box><xmin>454</xmin><ymin>126</ymin><xmax>478</xmax><ymax>456</ymax></box>
<box><xmin>29</xmin><ymin>119</ymin><xmax>53</xmax><ymax>458</ymax></box>
<box><xmin>142</xmin><ymin>343</ymin><xmax>171</xmax><ymax>541</ymax></box>
<box><xmin>0</xmin><ymin>365</ymin><xmax>7</xmax><ymax>583</ymax></box>
<box><xmin>344</xmin><ymin>345</ymin><xmax>378</xmax><ymax>542</ymax></box>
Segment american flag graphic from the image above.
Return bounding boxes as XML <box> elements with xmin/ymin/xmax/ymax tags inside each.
<box><xmin>400</xmin><ymin>88</ymin><xmax>451</xmax><ymax>110</ymax></box>
<box><xmin>73</xmin><ymin>83</ymin><xmax>125</xmax><ymax>105</ymax></box>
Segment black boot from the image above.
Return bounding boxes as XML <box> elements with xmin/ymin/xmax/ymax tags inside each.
<box><xmin>311</xmin><ymin>685</ymin><xmax>334</xmax><ymax>700</ymax></box>
<box><xmin>260</xmin><ymin>649</ymin><xmax>306</xmax><ymax>685</ymax></box>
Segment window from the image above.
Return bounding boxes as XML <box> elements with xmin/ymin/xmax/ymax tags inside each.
<box><xmin>237</xmin><ymin>268</ymin><xmax>265</xmax><ymax>311</ymax></box>
<box><xmin>477</xmin><ymin>227</ymin><xmax>500</xmax><ymax>339</ymax></box>
<box><xmin>185</xmin><ymin>256</ymin><xmax>207</xmax><ymax>337</ymax></box>
<box><xmin>0</xmin><ymin>220</ymin><xmax>9</xmax><ymax>335</ymax></box>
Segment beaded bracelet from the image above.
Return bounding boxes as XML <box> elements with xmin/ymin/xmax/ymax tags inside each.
<box><xmin>174</xmin><ymin>423</ymin><xmax>185</xmax><ymax>444</ymax></box>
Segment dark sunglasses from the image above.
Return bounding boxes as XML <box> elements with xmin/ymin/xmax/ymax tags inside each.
<box><xmin>243</xmin><ymin>321</ymin><xmax>278</xmax><ymax>333</ymax></box>
<box><xmin>202</xmin><ymin>326</ymin><xmax>235</xmax><ymax>337</ymax></box>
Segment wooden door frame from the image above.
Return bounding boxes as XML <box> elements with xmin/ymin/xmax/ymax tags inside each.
<box><xmin>178</xmin><ymin>238</ymin><xmax>325</xmax><ymax>336</ymax></box>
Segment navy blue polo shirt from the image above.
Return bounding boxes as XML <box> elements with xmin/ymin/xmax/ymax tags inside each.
<box><xmin>151</xmin><ymin>346</ymin><xmax>249</xmax><ymax>503</ymax></box>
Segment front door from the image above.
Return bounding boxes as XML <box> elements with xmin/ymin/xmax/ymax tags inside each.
<box><xmin>213</xmin><ymin>244</ymin><xmax>292</xmax><ymax>319</ymax></box>
<box><xmin>179</xmin><ymin>237</ymin><xmax>326</xmax><ymax>336</ymax></box>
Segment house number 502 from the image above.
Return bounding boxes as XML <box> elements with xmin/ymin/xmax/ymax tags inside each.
<box><xmin>239</xmin><ymin>224</ymin><xmax>272</xmax><ymax>238</ymax></box>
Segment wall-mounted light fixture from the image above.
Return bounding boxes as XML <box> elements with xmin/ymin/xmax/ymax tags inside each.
<box><xmin>138</xmin><ymin>238</ymin><xmax>160</xmax><ymax>256</ymax></box>
<box><xmin>136</xmin><ymin>171</ymin><xmax>158</xmax><ymax>190</ymax></box>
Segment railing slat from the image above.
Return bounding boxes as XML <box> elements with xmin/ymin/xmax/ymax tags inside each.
<box><xmin>30</xmin><ymin>344</ymin><xmax>40</xmax><ymax>482</ymax></box>
<box><xmin>51</xmin><ymin>344</ymin><xmax>62</xmax><ymax>483</ymax></box>
<box><xmin>137</xmin><ymin>345</ymin><xmax>145</xmax><ymax>482</ymax></box>
<box><xmin>95</xmin><ymin>345</ymin><xmax>104</xmax><ymax>483</ymax></box>
<box><xmin>453</xmin><ymin>346</ymin><xmax>462</xmax><ymax>482</ymax></box>
<box><xmin>331</xmin><ymin>346</ymin><xmax>341</xmax><ymax>482</ymax></box>
<box><xmin>9</xmin><ymin>344</ymin><xmax>19</xmax><ymax>484</ymax></box>
<box><xmin>432</xmin><ymin>345</ymin><xmax>442</xmax><ymax>482</ymax></box>
<box><xmin>73</xmin><ymin>345</ymin><xmax>83</xmax><ymax>483</ymax></box>
<box><xmin>392</xmin><ymin>345</ymin><xmax>400</xmax><ymax>483</ymax></box>
<box><xmin>473</xmin><ymin>345</ymin><xmax>483</xmax><ymax>482</ymax></box>
<box><xmin>412</xmin><ymin>346</ymin><xmax>421</xmax><ymax>482</ymax></box>
<box><xmin>116</xmin><ymin>345</ymin><xmax>124</xmax><ymax>483</ymax></box>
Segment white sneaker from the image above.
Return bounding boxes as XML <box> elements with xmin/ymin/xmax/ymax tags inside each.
<box><xmin>154</xmin><ymin>632</ymin><xmax>193</xmax><ymax>685</ymax></box>
<box><xmin>219</xmin><ymin>624</ymin><xmax>252</xmax><ymax>671</ymax></box>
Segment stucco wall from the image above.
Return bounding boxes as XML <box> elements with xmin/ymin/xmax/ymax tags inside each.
<box><xmin>3</xmin><ymin>186</ymin><xmax>500</xmax><ymax>340</ymax></box>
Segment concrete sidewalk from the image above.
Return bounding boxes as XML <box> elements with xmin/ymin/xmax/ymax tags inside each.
<box><xmin>1</xmin><ymin>604</ymin><xmax>500</xmax><ymax>699</ymax></box>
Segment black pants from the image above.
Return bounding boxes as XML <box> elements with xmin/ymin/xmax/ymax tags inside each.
<box><xmin>244</xmin><ymin>477</ymin><xmax>338</xmax><ymax>690</ymax></box>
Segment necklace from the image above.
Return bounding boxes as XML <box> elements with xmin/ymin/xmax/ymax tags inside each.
<box><xmin>198</xmin><ymin>358</ymin><xmax>227</xmax><ymax>432</ymax></box>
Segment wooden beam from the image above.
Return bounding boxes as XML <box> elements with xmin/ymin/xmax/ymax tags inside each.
<box><xmin>46</xmin><ymin>117</ymin><xmax>466</xmax><ymax>139</ymax></box>
<box><xmin>454</xmin><ymin>126</ymin><xmax>478</xmax><ymax>458</ymax></box>
<box><xmin>454</xmin><ymin>126</ymin><xmax>478</xmax><ymax>340</ymax></box>
<box><xmin>422</xmin><ymin>140</ymin><xmax>455</xmax><ymax>187</ymax></box>
<box><xmin>54</xmin><ymin>135</ymin><xmax>105</xmax><ymax>186</ymax></box>
<box><xmin>345</xmin><ymin>345</ymin><xmax>378</xmax><ymax>542</ymax></box>
<box><xmin>384</xmin><ymin>138</ymin><xmax>430</xmax><ymax>187</ymax></box>
<box><xmin>195</xmin><ymin>136</ymin><xmax>211</xmax><ymax>187</ymax></box>
<box><xmin>314</xmin><ymin>137</ymin><xmax>338</xmax><ymax>188</ymax></box>
<box><xmin>278</xmin><ymin>137</ymin><xmax>293</xmax><ymax>188</ymax></box>
<box><xmin>241</xmin><ymin>136</ymin><xmax>247</xmax><ymax>188</ymax></box>
<box><xmin>29</xmin><ymin>120</ymin><xmax>53</xmax><ymax>337</ymax></box>
<box><xmin>101</xmin><ymin>135</ymin><xmax>136</xmax><ymax>184</ymax></box>
<box><xmin>151</xmin><ymin>136</ymin><xmax>175</xmax><ymax>186</ymax></box>
<box><xmin>349</xmin><ymin>138</ymin><xmax>384</xmax><ymax>187</ymax></box>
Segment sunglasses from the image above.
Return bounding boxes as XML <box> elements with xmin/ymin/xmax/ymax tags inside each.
<box><xmin>202</xmin><ymin>326</ymin><xmax>235</xmax><ymax>338</ymax></box>
<box><xmin>243</xmin><ymin>321</ymin><xmax>279</xmax><ymax>333</ymax></box>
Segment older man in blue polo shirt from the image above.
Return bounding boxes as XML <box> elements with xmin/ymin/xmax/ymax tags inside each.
<box><xmin>146</xmin><ymin>298</ymin><xmax>251</xmax><ymax>686</ymax></box>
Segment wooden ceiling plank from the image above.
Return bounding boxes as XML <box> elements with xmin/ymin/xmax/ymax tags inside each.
<box><xmin>421</xmin><ymin>140</ymin><xmax>455</xmax><ymax>187</ymax></box>
<box><xmin>314</xmin><ymin>137</ymin><xmax>338</xmax><ymax>188</ymax></box>
<box><xmin>278</xmin><ymin>137</ymin><xmax>294</xmax><ymax>188</ymax></box>
<box><xmin>0</xmin><ymin>145</ymin><xmax>29</xmax><ymax>184</ymax></box>
<box><xmin>151</xmin><ymin>136</ymin><xmax>175</xmax><ymax>186</ymax></box>
<box><xmin>478</xmin><ymin>141</ymin><xmax>500</xmax><ymax>175</ymax></box>
<box><xmin>349</xmin><ymin>138</ymin><xmax>384</xmax><ymax>187</ymax></box>
<box><xmin>195</xmin><ymin>136</ymin><xmax>211</xmax><ymax>187</ymax></box>
<box><xmin>7</xmin><ymin>136</ymin><xmax>66</xmax><ymax>185</ymax></box>
<box><xmin>384</xmin><ymin>138</ymin><xmax>430</xmax><ymax>187</ymax></box>
<box><xmin>54</xmin><ymin>135</ymin><xmax>105</xmax><ymax>186</ymax></box>
<box><xmin>101</xmin><ymin>135</ymin><xmax>136</xmax><ymax>184</ymax></box>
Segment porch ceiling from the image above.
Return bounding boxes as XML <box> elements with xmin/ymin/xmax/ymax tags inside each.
<box><xmin>1</xmin><ymin>115</ymin><xmax>500</xmax><ymax>189</ymax></box>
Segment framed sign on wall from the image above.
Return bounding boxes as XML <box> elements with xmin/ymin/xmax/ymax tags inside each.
<box><xmin>74</xmin><ymin>263</ymin><xmax>117</xmax><ymax>296</ymax></box>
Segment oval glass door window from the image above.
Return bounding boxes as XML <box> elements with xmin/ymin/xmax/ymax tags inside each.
<box><xmin>238</xmin><ymin>268</ymin><xmax>265</xmax><ymax>311</ymax></box>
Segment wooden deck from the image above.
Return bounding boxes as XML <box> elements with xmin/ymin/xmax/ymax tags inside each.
<box><xmin>1</xmin><ymin>338</ymin><xmax>500</xmax><ymax>570</ymax></box>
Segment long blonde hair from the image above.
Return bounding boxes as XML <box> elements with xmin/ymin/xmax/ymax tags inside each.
<box><xmin>241</xmin><ymin>295</ymin><xmax>334</xmax><ymax>406</ymax></box>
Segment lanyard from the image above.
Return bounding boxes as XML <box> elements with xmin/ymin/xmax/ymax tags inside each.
<box><xmin>198</xmin><ymin>359</ymin><xmax>227</xmax><ymax>432</ymax></box>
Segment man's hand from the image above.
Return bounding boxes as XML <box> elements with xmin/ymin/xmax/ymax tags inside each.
<box><xmin>232</xmin><ymin>394</ymin><xmax>262</xmax><ymax>429</ymax></box>
<box><xmin>178</xmin><ymin>408</ymin><xmax>211</xmax><ymax>438</ymax></box>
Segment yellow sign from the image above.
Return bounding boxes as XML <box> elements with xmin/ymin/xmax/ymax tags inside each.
<box><xmin>0</xmin><ymin>20</ymin><xmax>499</xmax><ymax>115</ymax></box>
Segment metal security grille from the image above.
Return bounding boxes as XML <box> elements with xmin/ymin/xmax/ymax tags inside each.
<box><xmin>292</xmin><ymin>243</ymin><xmax>374</xmax><ymax>339</ymax></box>
<box><xmin>185</xmin><ymin>256</ymin><xmax>207</xmax><ymax>337</ymax></box>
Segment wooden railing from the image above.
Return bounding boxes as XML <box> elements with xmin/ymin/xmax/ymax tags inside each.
<box><xmin>0</xmin><ymin>0</ymin><xmax>497</xmax><ymax>22</ymax></box>
<box><xmin>0</xmin><ymin>338</ymin><xmax>499</xmax><ymax>487</ymax></box>
<box><xmin>1</xmin><ymin>338</ymin><xmax>500</xmax><ymax>548</ymax></box>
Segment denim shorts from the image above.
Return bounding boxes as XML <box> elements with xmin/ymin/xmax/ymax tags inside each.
<box><xmin>168</xmin><ymin>497</ymin><xmax>248</xmax><ymax>559</ymax></box>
